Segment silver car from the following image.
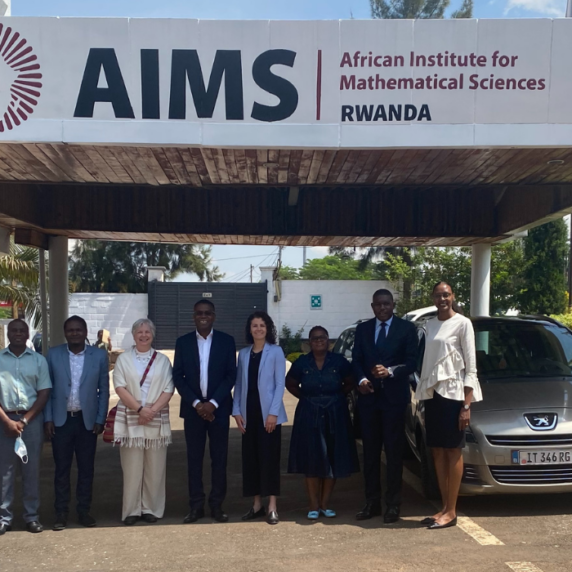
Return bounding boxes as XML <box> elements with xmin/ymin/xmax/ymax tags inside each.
<box><xmin>409</xmin><ymin>315</ymin><xmax>572</xmax><ymax>497</ymax></box>
<box><xmin>333</xmin><ymin>315</ymin><xmax>572</xmax><ymax>497</ymax></box>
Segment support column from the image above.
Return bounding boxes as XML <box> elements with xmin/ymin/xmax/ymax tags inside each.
<box><xmin>48</xmin><ymin>236</ymin><xmax>68</xmax><ymax>348</ymax></box>
<box><xmin>470</xmin><ymin>244</ymin><xmax>491</xmax><ymax>317</ymax></box>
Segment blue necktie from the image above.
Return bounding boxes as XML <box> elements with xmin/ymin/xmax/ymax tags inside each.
<box><xmin>376</xmin><ymin>322</ymin><xmax>387</xmax><ymax>351</ymax></box>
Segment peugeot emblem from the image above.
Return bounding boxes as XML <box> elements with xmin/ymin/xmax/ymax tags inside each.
<box><xmin>524</xmin><ymin>413</ymin><xmax>558</xmax><ymax>431</ymax></box>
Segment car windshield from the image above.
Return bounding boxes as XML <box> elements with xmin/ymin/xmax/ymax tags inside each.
<box><xmin>473</xmin><ymin>320</ymin><xmax>572</xmax><ymax>381</ymax></box>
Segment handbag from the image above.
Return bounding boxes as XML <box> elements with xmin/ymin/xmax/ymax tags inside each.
<box><xmin>103</xmin><ymin>351</ymin><xmax>158</xmax><ymax>444</ymax></box>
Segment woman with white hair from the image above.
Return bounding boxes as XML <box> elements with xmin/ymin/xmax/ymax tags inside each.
<box><xmin>113</xmin><ymin>318</ymin><xmax>174</xmax><ymax>525</ymax></box>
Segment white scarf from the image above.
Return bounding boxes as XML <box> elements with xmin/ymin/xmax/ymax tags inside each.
<box><xmin>113</xmin><ymin>348</ymin><xmax>174</xmax><ymax>449</ymax></box>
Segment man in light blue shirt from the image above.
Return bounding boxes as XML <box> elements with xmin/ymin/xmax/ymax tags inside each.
<box><xmin>0</xmin><ymin>319</ymin><xmax>51</xmax><ymax>535</ymax></box>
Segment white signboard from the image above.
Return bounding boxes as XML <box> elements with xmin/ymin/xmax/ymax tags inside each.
<box><xmin>0</xmin><ymin>17</ymin><xmax>571</xmax><ymax>148</ymax></box>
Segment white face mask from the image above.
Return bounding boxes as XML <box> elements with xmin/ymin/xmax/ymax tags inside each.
<box><xmin>15</xmin><ymin>436</ymin><xmax>28</xmax><ymax>464</ymax></box>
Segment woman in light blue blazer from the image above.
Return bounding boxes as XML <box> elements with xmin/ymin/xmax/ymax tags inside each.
<box><xmin>233</xmin><ymin>311</ymin><xmax>287</xmax><ymax>525</ymax></box>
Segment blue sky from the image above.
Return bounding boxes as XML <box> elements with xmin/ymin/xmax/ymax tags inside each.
<box><xmin>13</xmin><ymin>0</ymin><xmax>569</xmax><ymax>22</ymax></box>
<box><xmin>14</xmin><ymin>0</ymin><xmax>569</xmax><ymax>281</ymax></box>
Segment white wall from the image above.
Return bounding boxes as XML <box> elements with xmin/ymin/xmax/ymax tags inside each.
<box><xmin>69</xmin><ymin>294</ymin><xmax>148</xmax><ymax>350</ymax></box>
<box><xmin>261</xmin><ymin>267</ymin><xmax>395</xmax><ymax>341</ymax></box>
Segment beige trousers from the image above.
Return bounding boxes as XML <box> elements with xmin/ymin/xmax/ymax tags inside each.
<box><xmin>119</xmin><ymin>445</ymin><xmax>168</xmax><ymax>520</ymax></box>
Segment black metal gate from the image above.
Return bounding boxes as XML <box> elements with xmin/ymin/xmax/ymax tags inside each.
<box><xmin>148</xmin><ymin>281</ymin><xmax>268</xmax><ymax>350</ymax></box>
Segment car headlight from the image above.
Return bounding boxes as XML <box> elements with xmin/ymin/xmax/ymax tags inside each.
<box><xmin>465</xmin><ymin>426</ymin><xmax>478</xmax><ymax>444</ymax></box>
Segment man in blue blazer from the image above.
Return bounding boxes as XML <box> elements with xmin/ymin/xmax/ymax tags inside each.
<box><xmin>44</xmin><ymin>316</ymin><xmax>109</xmax><ymax>531</ymax></box>
<box><xmin>352</xmin><ymin>289</ymin><xmax>417</xmax><ymax>524</ymax></box>
<box><xmin>173</xmin><ymin>299</ymin><xmax>237</xmax><ymax>524</ymax></box>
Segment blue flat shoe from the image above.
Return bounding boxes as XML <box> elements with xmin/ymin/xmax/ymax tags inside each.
<box><xmin>320</xmin><ymin>509</ymin><xmax>336</xmax><ymax>518</ymax></box>
<box><xmin>307</xmin><ymin>510</ymin><xmax>320</xmax><ymax>520</ymax></box>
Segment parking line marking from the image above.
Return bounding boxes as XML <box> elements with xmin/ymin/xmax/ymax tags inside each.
<box><xmin>505</xmin><ymin>563</ymin><xmax>545</xmax><ymax>572</ymax></box>
<box><xmin>457</xmin><ymin>516</ymin><xmax>504</xmax><ymax>546</ymax></box>
<box><xmin>401</xmin><ymin>464</ymin><xmax>505</xmax><ymax>546</ymax></box>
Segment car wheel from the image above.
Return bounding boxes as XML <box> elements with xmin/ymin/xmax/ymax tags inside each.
<box><xmin>419</xmin><ymin>435</ymin><xmax>440</xmax><ymax>500</ymax></box>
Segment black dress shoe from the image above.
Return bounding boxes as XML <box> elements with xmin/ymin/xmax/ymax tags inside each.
<box><xmin>356</xmin><ymin>502</ymin><xmax>382</xmax><ymax>521</ymax></box>
<box><xmin>241</xmin><ymin>506</ymin><xmax>266</xmax><ymax>521</ymax></box>
<box><xmin>124</xmin><ymin>516</ymin><xmax>139</xmax><ymax>526</ymax></box>
<box><xmin>384</xmin><ymin>506</ymin><xmax>400</xmax><ymax>524</ymax></box>
<box><xmin>266</xmin><ymin>510</ymin><xmax>279</xmax><ymax>525</ymax></box>
<box><xmin>420</xmin><ymin>517</ymin><xmax>436</xmax><ymax>526</ymax></box>
<box><xmin>26</xmin><ymin>521</ymin><xmax>44</xmax><ymax>533</ymax></box>
<box><xmin>53</xmin><ymin>513</ymin><xmax>68</xmax><ymax>531</ymax></box>
<box><xmin>0</xmin><ymin>523</ymin><xmax>12</xmax><ymax>535</ymax></box>
<box><xmin>183</xmin><ymin>508</ymin><xmax>205</xmax><ymax>524</ymax></box>
<box><xmin>428</xmin><ymin>517</ymin><xmax>457</xmax><ymax>530</ymax></box>
<box><xmin>211</xmin><ymin>507</ymin><xmax>229</xmax><ymax>523</ymax></box>
<box><xmin>141</xmin><ymin>513</ymin><xmax>158</xmax><ymax>523</ymax></box>
<box><xmin>78</xmin><ymin>513</ymin><xmax>96</xmax><ymax>528</ymax></box>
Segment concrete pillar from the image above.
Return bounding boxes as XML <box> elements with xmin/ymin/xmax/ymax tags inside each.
<box><xmin>48</xmin><ymin>236</ymin><xmax>68</xmax><ymax>347</ymax></box>
<box><xmin>0</xmin><ymin>226</ymin><xmax>10</xmax><ymax>255</ymax></box>
<box><xmin>147</xmin><ymin>266</ymin><xmax>167</xmax><ymax>283</ymax></box>
<box><xmin>470</xmin><ymin>243</ymin><xmax>491</xmax><ymax>317</ymax></box>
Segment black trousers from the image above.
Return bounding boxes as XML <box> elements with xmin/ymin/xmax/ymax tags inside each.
<box><xmin>184</xmin><ymin>411</ymin><xmax>230</xmax><ymax>510</ymax></box>
<box><xmin>358</xmin><ymin>403</ymin><xmax>407</xmax><ymax>508</ymax></box>
<box><xmin>52</xmin><ymin>412</ymin><xmax>98</xmax><ymax>515</ymax></box>
<box><xmin>242</xmin><ymin>418</ymin><xmax>281</xmax><ymax>498</ymax></box>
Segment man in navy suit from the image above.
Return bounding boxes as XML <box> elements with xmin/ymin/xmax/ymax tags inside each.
<box><xmin>173</xmin><ymin>300</ymin><xmax>237</xmax><ymax>524</ymax></box>
<box><xmin>352</xmin><ymin>289</ymin><xmax>417</xmax><ymax>524</ymax></box>
<box><xmin>44</xmin><ymin>316</ymin><xmax>109</xmax><ymax>531</ymax></box>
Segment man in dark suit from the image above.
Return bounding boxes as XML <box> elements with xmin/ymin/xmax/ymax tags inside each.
<box><xmin>44</xmin><ymin>316</ymin><xmax>109</xmax><ymax>531</ymax></box>
<box><xmin>173</xmin><ymin>299</ymin><xmax>237</xmax><ymax>523</ymax></box>
<box><xmin>352</xmin><ymin>289</ymin><xmax>417</xmax><ymax>523</ymax></box>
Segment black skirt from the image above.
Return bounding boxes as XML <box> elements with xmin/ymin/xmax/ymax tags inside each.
<box><xmin>424</xmin><ymin>392</ymin><xmax>466</xmax><ymax>449</ymax></box>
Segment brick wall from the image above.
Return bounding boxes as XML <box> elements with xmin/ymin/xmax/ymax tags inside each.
<box><xmin>69</xmin><ymin>294</ymin><xmax>148</xmax><ymax>350</ymax></box>
<box><xmin>260</xmin><ymin>268</ymin><xmax>395</xmax><ymax>341</ymax></box>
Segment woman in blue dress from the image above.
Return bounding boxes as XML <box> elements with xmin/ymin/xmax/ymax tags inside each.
<box><xmin>286</xmin><ymin>326</ymin><xmax>359</xmax><ymax>520</ymax></box>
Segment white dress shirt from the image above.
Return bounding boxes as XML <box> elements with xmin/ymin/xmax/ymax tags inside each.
<box><xmin>132</xmin><ymin>348</ymin><xmax>156</xmax><ymax>406</ymax></box>
<box><xmin>68</xmin><ymin>346</ymin><xmax>86</xmax><ymax>411</ymax></box>
<box><xmin>360</xmin><ymin>316</ymin><xmax>394</xmax><ymax>385</ymax></box>
<box><xmin>193</xmin><ymin>331</ymin><xmax>218</xmax><ymax>409</ymax></box>
<box><xmin>416</xmin><ymin>313</ymin><xmax>483</xmax><ymax>402</ymax></box>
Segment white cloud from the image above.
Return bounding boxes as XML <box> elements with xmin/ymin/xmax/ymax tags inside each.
<box><xmin>505</xmin><ymin>0</ymin><xmax>566</xmax><ymax>16</ymax></box>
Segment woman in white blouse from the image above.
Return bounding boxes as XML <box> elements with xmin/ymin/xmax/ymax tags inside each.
<box><xmin>416</xmin><ymin>282</ymin><xmax>483</xmax><ymax>530</ymax></box>
<box><xmin>113</xmin><ymin>319</ymin><xmax>174</xmax><ymax>525</ymax></box>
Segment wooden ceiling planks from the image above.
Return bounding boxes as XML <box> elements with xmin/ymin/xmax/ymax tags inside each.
<box><xmin>57</xmin><ymin>230</ymin><xmax>501</xmax><ymax>247</ymax></box>
<box><xmin>1</xmin><ymin>144</ymin><xmax>572</xmax><ymax>188</ymax></box>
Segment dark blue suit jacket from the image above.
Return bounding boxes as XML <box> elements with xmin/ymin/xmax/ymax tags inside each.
<box><xmin>352</xmin><ymin>316</ymin><xmax>417</xmax><ymax>409</ymax></box>
<box><xmin>173</xmin><ymin>330</ymin><xmax>237</xmax><ymax>418</ymax></box>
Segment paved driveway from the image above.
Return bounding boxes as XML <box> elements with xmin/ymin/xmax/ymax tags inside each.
<box><xmin>2</xmin><ymin>392</ymin><xmax>571</xmax><ymax>572</ymax></box>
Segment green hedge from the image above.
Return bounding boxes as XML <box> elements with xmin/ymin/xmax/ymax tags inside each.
<box><xmin>550</xmin><ymin>313</ymin><xmax>572</xmax><ymax>329</ymax></box>
<box><xmin>286</xmin><ymin>352</ymin><xmax>304</xmax><ymax>363</ymax></box>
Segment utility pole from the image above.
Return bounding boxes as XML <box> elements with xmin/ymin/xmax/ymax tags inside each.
<box><xmin>568</xmin><ymin>0</ymin><xmax>572</xmax><ymax>17</ymax></box>
<box><xmin>303</xmin><ymin>246</ymin><xmax>307</xmax><ymax>266</ymax></box>
<box><xmin>250</xmin><ymin>264</ymin><xmax>254</xmax><ymax>283</ymax></box>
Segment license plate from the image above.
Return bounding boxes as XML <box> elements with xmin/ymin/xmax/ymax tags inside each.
<box><xmin>512</xmin><ymin>450</ymin><xmax>572</xmax><ymax>465</ymax></box>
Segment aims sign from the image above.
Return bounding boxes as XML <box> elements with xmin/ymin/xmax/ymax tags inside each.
<box><xmin>0</xmin><ymin>17</ymin><xmax>571</xmax><ymax>149</ymax></box>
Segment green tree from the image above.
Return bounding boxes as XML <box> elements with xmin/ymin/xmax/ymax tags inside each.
<box><xmin>278</xmin><ymin>255</ymin><xmax>374</xmax><ymax>280</ymax></box>
<box><xmin>69</xmin><ymin>240</ymin><xmax>223</xmax><ymax>293</ymax></box>
<box><xmin>519</xmin><ymin>220</ymin><xmax>568</xmax><ymax>315</ymax></box>
<box><xmin>370</xmin><ymin>0</ymin><xmax>473</xmax><ymax>19</ymax></box>
<box><xmin>277</xmin><ymin>265</ymin><xmax>300</xmax><ymax>280</ymax></box>
<box><xmin>0</xmin><ymin>238</ymin><xmax>41</xmax><ymax>324</ymax></box>
<box><xmin>383</xmin><ymin>243</ymin><xmax>526</xmax><ymax>315</ymax></box>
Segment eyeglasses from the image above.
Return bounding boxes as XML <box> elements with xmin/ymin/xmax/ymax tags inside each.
<box><xmin>310</xmin><ymin>336</ymin><xmax>328</xmax><ymax>341</ymax></box>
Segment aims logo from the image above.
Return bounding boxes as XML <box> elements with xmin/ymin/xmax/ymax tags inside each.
<box><xmin>0</xmin><ymin>24</ymin><xmax>42</xmax><ymax>132</ymax></box>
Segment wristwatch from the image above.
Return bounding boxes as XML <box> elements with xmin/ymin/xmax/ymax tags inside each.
<box><xmin>387</xmin><ymin>367</ymin><xmax>394</xmax><ymax>377</ymax></box>
<box><xmin>21</xmin><ymin>417</ymin><xmax>29</xmax><ymax>426</ymax></box>
<box><xmin>463</xmin><ymin>404</ymin><xmax>470</xmax><ymax>411</ymax></box>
